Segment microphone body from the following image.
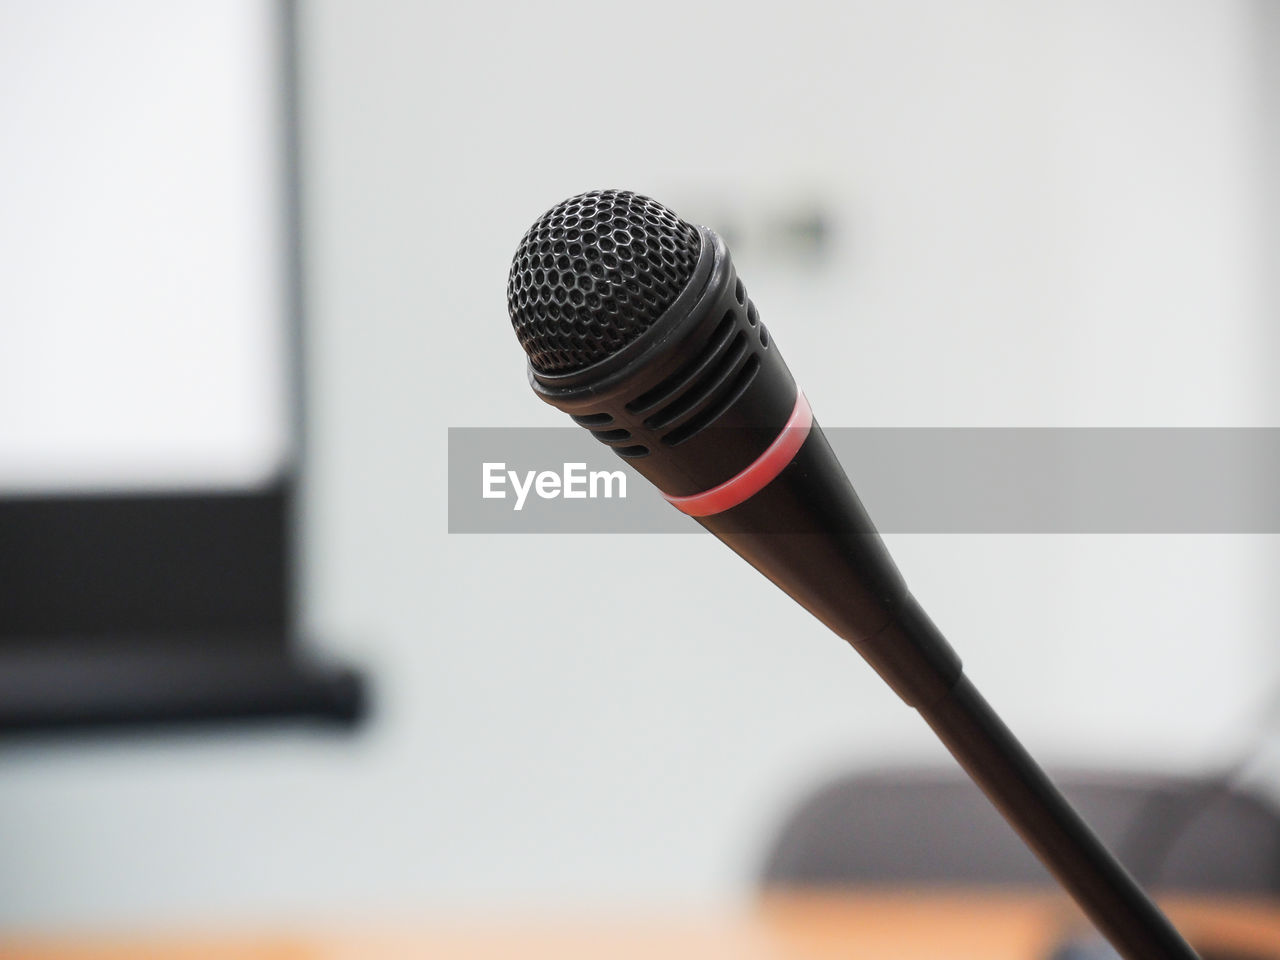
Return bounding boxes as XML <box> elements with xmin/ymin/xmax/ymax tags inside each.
<box><xmin>527</xmin><ymin>223</ymin><xmax>961</xmax><ymax>710</ymax></box>
<box><xmin>507</xmin><ymin>191</ymin><xmax>1199</xmax><ymax>960</ymax></box>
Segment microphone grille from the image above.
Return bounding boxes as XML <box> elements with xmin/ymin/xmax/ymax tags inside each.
<box><xmin>507</xmin><ymin>190</ymin><xmax>701</xmax><ymax>373</ymax></box>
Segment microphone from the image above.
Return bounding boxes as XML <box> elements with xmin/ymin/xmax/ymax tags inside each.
<box><xmin>508</xmin><ymin>190</ymin><xmax>946</xmax><ymax>704</ymax></box>
<box><xmin>505</xmin><ymin>190</ymin><xmax>1197</xmax><ymax>960</ymax></box>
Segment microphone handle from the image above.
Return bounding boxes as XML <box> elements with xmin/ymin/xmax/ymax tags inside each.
<box><xmin>696</xmin><ymin>424</ymin><xmax>1200</xmax><ymax>960</ymax></box>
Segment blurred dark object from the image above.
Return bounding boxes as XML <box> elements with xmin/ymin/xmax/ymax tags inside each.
<box><xmin>1049</xmin><ymin>932</ymin><xmax>1273</xmax><ymax>960</ymax></box>
<box><xmin>763</xmin><ymin>768</ymin><xmax>1280</xmax><ymax>895</ymax></box>
<box><xmin>0</xmin><ymin>487</ymin><xmax>365</xmax><ymax>735</ymax></box>
<box><xmin>0</xmin><ymin>633</ymin><xmax>363</xmax><ymax>733</ymax></box>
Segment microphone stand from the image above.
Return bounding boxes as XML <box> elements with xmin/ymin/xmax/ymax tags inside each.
<box><xmin>919</xmin><ymin>675</ymin><xmax>1199</xmax><ymax>960</ymax></box>
<box><xmin>701</xmin><ymin>428</ymin><xmax>1201</xmax><ymax>960</ymax></box>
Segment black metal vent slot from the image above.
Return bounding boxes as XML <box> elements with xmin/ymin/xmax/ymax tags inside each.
<box><xmin>572</xmin><ymin>412</ymin><xmax>613</xmax><ymax>427</ymax></box>
<box><xmin>616</xmin><ymin>445</ymin><xmax>650</xmax><ymax>458</ymax></box>
<box><xmin>647</xmin><ymin>331</ymin><xmax>749</xmax><ymax>432</ymax></box>
<box><xmin>592</xmin><ymin>428</ymin><xmax>632</xmax><ymax>444</ymax></box>
<box><xmin>663</xmin><ymin>354</ymin><xmax>761</xmax><ymax>447</ymax></box>
<box><xmin>625</xmin><ymin>311</ymin><xmax>737</xmax><ymax>415</ymax></box>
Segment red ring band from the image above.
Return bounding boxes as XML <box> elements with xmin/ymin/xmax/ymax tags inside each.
<box><xmin>663</xmin><ymin>392</ymin><xmax>813</xmax><ymax>518</ymax></box>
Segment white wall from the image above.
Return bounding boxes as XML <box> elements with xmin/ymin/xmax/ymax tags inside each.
<box><xmin>0</xmin><ymin>0</ymin><xmax>1274</xmax><ymax>929</ymax></box>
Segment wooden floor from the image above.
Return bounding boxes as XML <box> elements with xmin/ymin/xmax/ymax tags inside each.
<box><xmin>3</xmin><ymin>891</ymin><xmax>1279</xmax><ymax>960</ymax></box>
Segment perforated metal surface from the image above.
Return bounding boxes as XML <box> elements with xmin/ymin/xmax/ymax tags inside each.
<box><xmin>507</xmin><ymin>190</ymin><xmax>701</xmax><ymax>373</ymax></box>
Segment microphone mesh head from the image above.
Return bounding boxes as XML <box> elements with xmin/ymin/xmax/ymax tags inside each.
<box><xmin>507</xmin><ymin>190</ymin><xmax>701</xmax><ymax>373</ymax></box>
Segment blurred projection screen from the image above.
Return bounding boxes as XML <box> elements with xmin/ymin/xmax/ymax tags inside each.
<box><xmin>0</xmin><ymin>0</ymin><xmax>290</xmax><ymax>494</ymax></box>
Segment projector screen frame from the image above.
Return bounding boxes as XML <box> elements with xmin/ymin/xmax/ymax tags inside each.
<box><xmin>0</xmin><ymin>0</ymin><xmax>364</xmax><ymax>733</ymax></box>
